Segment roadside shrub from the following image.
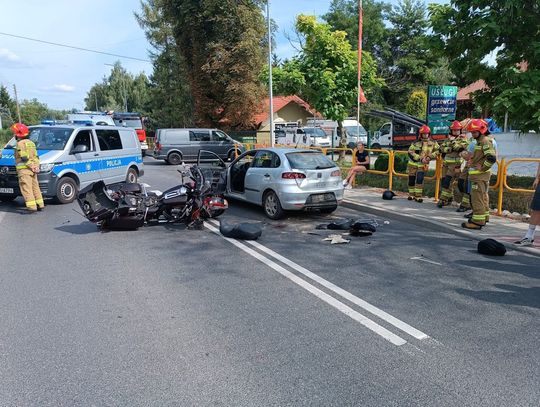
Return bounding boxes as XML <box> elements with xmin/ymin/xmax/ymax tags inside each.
<box><xmin>373</xmin><ymin>153</ymin><xmax>408</xmax><ymax>173</ymax></box>
<box><xmin>0</xmin><ymin>129</ymin><xmax>12</xmax><ymax>146</ymax></box>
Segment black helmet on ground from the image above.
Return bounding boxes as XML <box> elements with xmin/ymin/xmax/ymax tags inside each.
<box><xmin>382</xmin><ymin>190</ymin><xmax>396</xmax><ymax>200</ymax></box>
<box><xmin>477</xmin><ymin>239</ymin><xmax>506</xmax><ymax>256</ymax></box>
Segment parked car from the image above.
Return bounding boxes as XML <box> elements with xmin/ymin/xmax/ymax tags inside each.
<box><xmin>153</xmin><ymin>128</ymin><xmax>243</xmax><ymax>164</ymax></box>
<box><xmin>199</xmin><ymin>148</ymin><xmax>343</xmax><ymax>219</ymax></box>
<box><xmin>0</xmin><ymin>124</ymin><xmax>144</xmax><ymax>203</ymax></box>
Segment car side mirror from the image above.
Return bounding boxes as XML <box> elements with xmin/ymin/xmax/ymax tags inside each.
<box><xmin>72</xmin><ymin>144</ymin><xmax>88</xmax><ymax>154</ymax></box>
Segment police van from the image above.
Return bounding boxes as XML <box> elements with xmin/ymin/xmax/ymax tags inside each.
<box><xmin>0</xmin><ymin>122</ymin><xmax>144</xmax><ymax>203</ymax></box>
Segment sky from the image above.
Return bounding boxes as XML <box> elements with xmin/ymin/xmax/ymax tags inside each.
<box><xmin>0</xmin><ymin>0</ymin><xmax>444</xmax><ymax>111</ymax></box>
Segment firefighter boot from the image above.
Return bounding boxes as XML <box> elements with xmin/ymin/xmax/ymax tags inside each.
<box><xmin>461</xmin><ymin>221</ymin><xmax>483</xmax><ymax>230</ymax></box>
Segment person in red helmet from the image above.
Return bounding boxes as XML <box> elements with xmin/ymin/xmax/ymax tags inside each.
<box><xmin>11</xmin><ymin>123</ymin><xmax>44</xmax><ymax>212</ymax></box>
<box><xmin>461</xmin><ymin>119</ymin><xmax>496</xmax><ymax>229</ymax></box>
<box><xmin>407</xmin><ymin>125</ymin><xmax>439</xmax><ymax>203</ymax></box>
<box><xmin>437</xmin><ymin>120</ymin><xmax>469</xmax><ymax>207</ymax></box>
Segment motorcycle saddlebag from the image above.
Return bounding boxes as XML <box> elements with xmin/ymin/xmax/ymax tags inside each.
<box><xmin>77</xmin><ymin>181</ymin><xmax>117</xmax><ymax>223</ymax></box>
<box><xmin>219</xmin><ymin>221</ymin><xmax>262</xmax><ymax>240</ymax></box>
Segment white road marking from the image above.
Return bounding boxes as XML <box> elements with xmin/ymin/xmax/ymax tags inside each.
<box><xmin>242</xmin><ymin>234</ymin><xmax>429</xmax><ymax>341</ymax></box>
<box><xmin>204</xmin><ymin>222</ymin><xmax>407</xmax><ymax>346</ymax></box>
<box><xmin>410</xmin><ymin>257</ymin><xmax>443</xmax><ymax>266</ymax></box>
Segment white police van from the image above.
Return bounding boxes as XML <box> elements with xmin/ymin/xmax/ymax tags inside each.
<box><xmin>0</xmin><ymin>122</ymin><xmax>144</xmax><ymax>203</ymax></box>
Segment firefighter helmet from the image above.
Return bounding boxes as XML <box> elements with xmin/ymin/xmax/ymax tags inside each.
<box><xmin>449</xmin><ymin>120</ymin><xmax>462</xmax><ymax>130</ymax></box>
<box><xmin>10</xmin><ymin>123</ymin><xmax>30</xmax><ymax>138</ymax></box>
<box><xmin>419</xmin><ymin>125</ymin><xmax>431</xmax><ymax>134</ymax></box>
<box><xmin>467</xmin><ymin>119</ymin><xmax>488</xmax><ymax>135</ymax></box>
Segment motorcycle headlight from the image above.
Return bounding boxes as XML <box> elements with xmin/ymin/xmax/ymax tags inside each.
<box><xmin>40</xmin><ymin>163</ymin><xmax>55</xmax><ymax>173</ymax></box>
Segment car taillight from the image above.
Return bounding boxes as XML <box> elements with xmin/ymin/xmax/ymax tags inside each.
<box><xmin>156</xmin><ymin>142</ymin><xmax>161</xmax><ymax>151</ymax></box>
<box><xmin>282</xmin><ymin>172</ymin><xmax>306</xmax><ymax>179</ymax></box>
<box><xmin>136</xmin><ymin>129</ymin><xmax>146</xmax><ymax>142</ymax></box>
<box><xmin>331</xmin><ymin>169</ymin><xmax>341</xmax><ymax>177</ymax></box>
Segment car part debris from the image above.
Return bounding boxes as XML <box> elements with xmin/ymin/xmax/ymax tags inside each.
<box><xmin>220</xmin><ymin>222</ymin><xmax>262</xmax><ymax>240</ymax></box>
<box><xmin>327</xmin><ymin>218</ymin><xmax>354</xmax><ymax>230</ymax></box>
<box><xmin>323</xmin><ymin>234</ymin><xmax>351</xmax><ymax>244</ymax></box>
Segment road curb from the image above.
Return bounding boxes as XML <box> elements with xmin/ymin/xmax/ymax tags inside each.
<box><xmin>342</xmin><ymin>199</ymin><xmax>540</xmax><ymax>258</ymax></box>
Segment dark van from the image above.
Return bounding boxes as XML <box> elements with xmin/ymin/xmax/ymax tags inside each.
<box><xmin>153</xmin><ymin>128</ymin><xmax>243</xmax><ymax>164</ymax></box>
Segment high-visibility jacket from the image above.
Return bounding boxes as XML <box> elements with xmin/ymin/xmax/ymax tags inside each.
<box><xmin>408</xmin><ymin>140</ymin><xmax>439</xmax><ymax>167</ymax></box>
<box><xmin>468</xmin><ymin>135</ymin><xmax>496</xmax><ymax>181</ymax></box>
<box><xmin>441</xmin><ymin>138</ymin><xmax>468</xmax><ymax>166</ymax></box>
<box><xmin>15</xmin><ymin>139</ymin><xmax>40</xmax><ymax>172</ymax></box>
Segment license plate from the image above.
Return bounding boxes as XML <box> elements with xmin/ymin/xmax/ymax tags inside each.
<box><xmin>0</xmin><ymin>188</ymin><xmax>14</xmax><ymax>194</ymax></box>
<box><xmin>312</xmin><ymin>193</ymin><xmax>333</xmax><ymax>203</ymax></box>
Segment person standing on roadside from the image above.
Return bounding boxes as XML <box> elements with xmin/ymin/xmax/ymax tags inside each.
<box><xmin>461</xmin><ymin>119</ymin><xmax>496</xmax><ymax>230</ymax></box>
<box><xmin>407</xmin><ymin>125</ymin><xmax>439</xmax><ymax>203</ymax></box>
<box><xmin>437</xmin><ymin>121</ymin><xmax>469</xmax><ymax>207</ymax></box>
<box><xmin>343</xmin><ymin>142</ymin><xmax>370</xmax><ymax>188</ymax></box>
<box><xmin>12</xmin><ymin>123</ymin><xmax>44</xmax><ymax>212</ymax></box>
<box><xmin>514</xmin><ymin>163</ymin><xmax>540</xmax><ymax>246</ymax></box>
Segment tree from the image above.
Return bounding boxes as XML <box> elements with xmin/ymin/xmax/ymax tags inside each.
<box><xmin>384</xmin><ymin>0</ymin><xmax>432</xmax><ymax>107</ymax></box>
<box><xmin>0</xmin><ymin>85</ymin><xmax>16</xmax><ymax>127</ymax></box>
<box><xmin>136</xmin><ymin>0</ymin><xmax>193</xmax><ymax>129</ymax></box>
<box><xmin>429</xmin><ymin>0</ymin><xmax>540</xmax><ymax>131</ymax></box>
<box><xmin>272</xmin><ymin>15</ymin><xmax>383</xmax><ymax>153</ymax></box>
<box><xmin>160</xmin><ymin>0</ymin><xmax>267</xmax><ymax>129</ymax></box>
<box><xmin>323</xmin><ymin>0</ymin><xmax>391</xmax><ymax>64</ymax></box>
<box><xmin>19</xmin><ymin>99</ymin><xmax>66</xmax><ymax>125</ymax></box>
<box><xmin>85</xmin><ymin>61</ymin><xmax>151</xmax><ymax>114</ymax></box>
<box><xmin>405</xmin><ymin>89</ymin><xmax>427</xmax><ymax>120</ymax></box>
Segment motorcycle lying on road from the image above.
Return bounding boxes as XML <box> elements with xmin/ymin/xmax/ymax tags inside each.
<box><xmin>77</xmin><ymin>164</ymin><xmax>228</xmax><ymax>230</ymax></box>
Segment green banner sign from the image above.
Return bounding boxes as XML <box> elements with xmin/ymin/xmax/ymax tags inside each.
<box><xmin>426</xmin><ymin>85</ymin><xmax>458</xmax><ymax>134</ymax></box>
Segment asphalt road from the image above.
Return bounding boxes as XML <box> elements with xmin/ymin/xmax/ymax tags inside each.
<box><xmin>0</xmin><ymin>157</ymin><xmax>538</xmax><ymax>406</ymax></box>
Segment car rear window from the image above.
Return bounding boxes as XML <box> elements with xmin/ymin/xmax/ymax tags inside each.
<box><xmin>285</xmin><ymin>152</ymin><xmax>335</xmax><ymax>170</ymax></box>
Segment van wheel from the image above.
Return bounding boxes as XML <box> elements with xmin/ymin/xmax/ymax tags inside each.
<box><xmin>0</xmin><ymin>195</ymin><xmax>17</xmax><ymax>202</ymax></box>
<box><xmin>126</xmin><ymin>168</ymin><xmax>138</xmax><ymax>183</ymax></box>
<box><xmin>168</xmin><ymin>152</ymin><xmax>182</xmax><ymax>165</ymax></box>
<box><xmin>55</xmin><ymin>177</ymin><xmax>78</xmax><ymax>204</ymax></box>
<box><xmin>371</xmin><ymin>143</ymin><xmax>381</xmax><ymax>150</ymax></box>
<box><xmin>263</xmin><ymin>191</ymin><xmax>284</xmax><ymax>220</ymax></box>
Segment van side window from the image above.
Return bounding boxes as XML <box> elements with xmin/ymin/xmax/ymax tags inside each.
<box><xmin>190</xmin><ymin>131</ymin><xmax>210</xmax><ymax>142</ymax></box>
<box><xmin>96</xmin><ymin>129</ymin><xmax>123</xmax><ymax>151</ymax></box>
<box><xmin>72</xmin><ymin>130</ymin><xmax>94</xmax><ymax>152</ymax></box>
<box><xmin>212</xmin><ymin>130</ymin><xmax>228</xmax><ymax>142</ymax></box>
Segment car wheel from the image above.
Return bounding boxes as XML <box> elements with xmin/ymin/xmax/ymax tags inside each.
<box><xmin>55</xmin><ymin>177</ymin><xmax>78</xmax><ymax>204</ymax></box>
<box><xmin>371</xmin><ymin>143</ymin><xmax>381</xmax><ymax>150</ymax></box>
<box><xmin>319</xmin><ymin>205</ymin><xmax>337</xmax><ymax>214</ymax></box>
<box><xmin>263</xmin><ymin>190</ymin><xmax>284</xmax><ymax>220</ymax></box>
<box><xmin>0</xmin><ymin>195</ymin><xmax>17</xmax><ymax>202</ymax></box>
<box><xmin>168</xmin><ymin>152</ymin><xmax>182</xmax><ymax>165</ymax></box>
<box><xmin>126</xmin><ymin>168</ymin><xmax>138</xmax><ymax>183</ymax></box>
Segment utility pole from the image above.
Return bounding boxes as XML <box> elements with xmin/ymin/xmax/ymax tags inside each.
<box><xmin>13</xmin><ymin>84</ymin><xmax>21</xmax><ymax>123</ymax></box>
<box><xmin>95</xmin><ymin>91</ymin><xmax>98</xmax><ymax>111</ymax></box>
<box><xmin>267</xmin><ymin>0</ymin><xmax>274</xmax><ymax>147</ymax></box>
<box><xmin>356</xmin><ymin>0</ymin><xmax>363</xmax><ymax>144</ymax></box>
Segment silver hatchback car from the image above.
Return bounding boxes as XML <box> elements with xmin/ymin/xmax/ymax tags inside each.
<box><xmin>207</xmin><ymin>148</ymin><xmax>344</xmax><ymax>219</ymax></box>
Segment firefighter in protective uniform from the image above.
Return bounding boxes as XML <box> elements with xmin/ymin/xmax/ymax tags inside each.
<box><xmin>407</xmin><ymin>125</ymin><xmax>439</xmax><ymax>203</ymax></box>
<box><xmin>12</xmin><ymin>123</ymin><xmax>44</xmax><ymax>212</ymax></box>
<box><xmin>437</xmin><ymin>120</ymin><xmax>469</xmax><ymax>207</ymax></box>
<box><xmin>461</xmin><ymin>119</ymin><xmax>496</xmax><ymax>230</ymax></box>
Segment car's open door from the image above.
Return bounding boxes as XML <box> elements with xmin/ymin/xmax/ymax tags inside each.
<box><xmin>197</xmin><ymin>150</ymin><xmax>227</xmax><ymax>194</ymax></box>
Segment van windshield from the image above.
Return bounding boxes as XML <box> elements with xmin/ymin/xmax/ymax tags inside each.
<box><xmin>345</xmin><ymin>125</ymin><xmax>367</xmax><ymax>136</ymax></box>
<box><xmin>4</xmin><ymin>127</ymin><xmax>74</xmax><ymax>150</ymax></box>
<box><xmin>303</xmin><ymin>128</ymin><xmax>327</xmax><ymax>137</ymax></box>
